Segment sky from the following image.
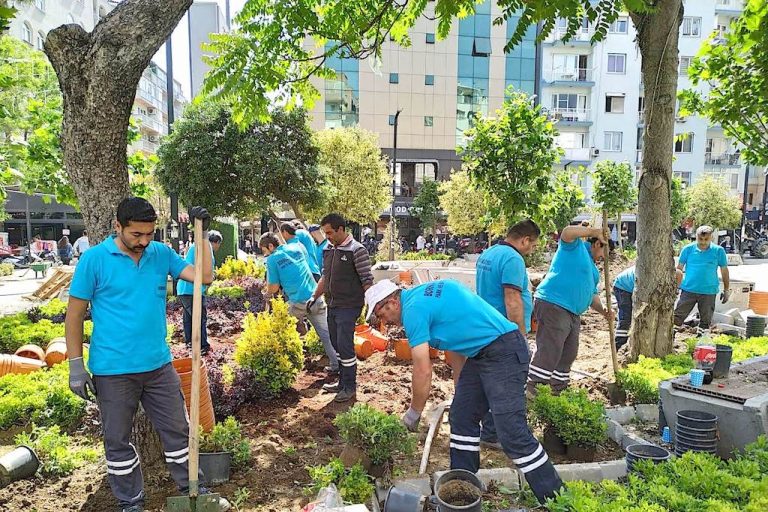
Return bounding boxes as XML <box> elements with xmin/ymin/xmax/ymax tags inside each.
<box><xmin>151</xmin><ymin>0</ymin><xmax>247</xmax><ymax>101</ymax></box>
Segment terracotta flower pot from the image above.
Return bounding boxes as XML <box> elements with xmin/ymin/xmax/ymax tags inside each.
<box><xmin>0</xmin><ymin>355</ymin><xmax>46</xmax><ymax>377</ymax></box>
<box><xmin>14</xmin><ymin>344</ymin><xmax>45</xmax><ymax>362</ymax></box>
<box><xmin>172</xmin><ymin>358</ymin><xmax>215</xmax><ymax>432</ymax></box>
<box><xmin>355</xmin><ymin>324</ymin><xmax>372</xmax><ymax>338</ymax></box>
<box><xmin>394</xmin><ymin>339</ymin><xmax>412</xmax><ymax>361</ymax></box>
<box><xmin>354</xmin><ymin>336</ymin><xmax>374</xmax><ymax>360</ymax></box>
<box><xmin>368</xmin><ymin>330</ymin><xmax>389</xmax><ymax>352</ymax></box>
<box><xmin>44</xmin><ymin>341</ymin><xmax>68</xmax><ymax>367</ymax></box>
<box><xmin>399</xmin><ymin>271</ymin><xmax>412</xmax><ymax>285</ymax></box>
<box><xmin>748</xmin><ymin>291</ymin><xmax>768</xmax><ymax>315</ymax></box>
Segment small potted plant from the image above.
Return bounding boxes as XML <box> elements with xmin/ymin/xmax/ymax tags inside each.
<box><xmin>530</xmin><ymin>385</ymin><xmax>607</xmax><ymax>461</ymax></box>
<box><xmin>199</xmin><ymin>416</ymin><xmax>251</xmax><ymax>485</ymax></box>
<box><xmin>333</xmin><ymin>403</ymin><xmax>415</xmax><ymax>476</ymax></box>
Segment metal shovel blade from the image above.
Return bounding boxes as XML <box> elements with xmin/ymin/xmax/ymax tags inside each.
<box><xmin>166</xmin><ymin>493</ymin><xmax>222</xmax><ymax>512</ymax></box>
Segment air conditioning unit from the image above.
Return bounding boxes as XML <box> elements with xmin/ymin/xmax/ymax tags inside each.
<box><xmin>591</xmin><ymin>147</ymin><xmax>600</xmax><ymax>157</ymax></box>
<box><xmin>148</xmin><ymin>135</ymin><xmax>158</xmax><ymax>143</ymax></box>
<box><xmin>147</xmin><ymin>107</ymin><xmax>156</xmax><ymax>115</ymax></box>
<box><xmin>676</xmin><ymin>116</ymin><xmax>687</xmax><ymax>122</ymax></box>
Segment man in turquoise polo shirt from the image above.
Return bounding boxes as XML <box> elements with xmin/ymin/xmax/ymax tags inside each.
<box><xmin>613</xmin><ymin>265</ymin><xmax>635</xmax><ymax>349</ymax></box>
<box><xmin>528</xmin><ymin>225</ymin><xmax>612</xmax><ymax>395</ymax></box>
<box><xmin>176</xmin><ymin>230</ymin><xmax>223</xmax><ymax>355</ymax></box>
<box><xmin>64</xmin><ymin>198</ymin><xmax>229</xmax><ymax>512</ymax></box>
<box><xmin>366</xmin><ymin>279</ymin><xmax>563</xmax><ymax>505</ymax></box>
<box><xmin>475</xmin><ymin>219</ymin><xmax>540</xmax><ymax>449</ymax></box>
<box><xmin>259</xmin><ymin>232</ymin><xmax>338</xmax><ymax>374</ymax></box>
<box><xmin>674</xmin><ymin>225</ymin><xmax>730</xmax><ymax>334</ymax></box>
<box><xmin>280</xmin><ymin>221</ymin><xmax>321</xmax><ymax>281</ymax></box>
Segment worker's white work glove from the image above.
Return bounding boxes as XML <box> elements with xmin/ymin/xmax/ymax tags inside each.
<box><xmin>720</xmin><ymin>290</ymin><xmax>731</xmax><ymax>304</ymax></box>
<box><xmin>402</xmin><ymin>407</ymin><xmax>421</xmax><ymax>432</ymax></box>
<box><xmin>69</xmin><ymin>357</ymin><xmax>96</xmax><ymax>401</ymax></box>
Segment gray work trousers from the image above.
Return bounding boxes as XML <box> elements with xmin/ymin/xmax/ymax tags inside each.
<box><xmin>93</xmin><ymin>362</ymin><xmax>201</xmax><ymax>508</ymax></box>
<box><xmin>674</xmin><ymin>290</ymin><xmax>716</xmax><ymax>333</ymax></box>
<box><xmin>527</xmin><ymin>300</ymin><xmax>581</xmax><ymax>394</ymax></box>
<box><xmin>289</xmin><ymin>296</ymin><xmax>338</xmax><ymax>370</ymax></box>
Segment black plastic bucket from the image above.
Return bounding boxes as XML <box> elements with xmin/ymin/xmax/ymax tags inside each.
<box><xmin>675</xmin><ymin>433</ymin><xmax>718</xmax><ymax>447</ymax></box>
<box><xmin>625</xmin><ymin>444</ymin><xmax>671</xmax><ymax>473</ymax></box>
<box><xmin>676</xmin><ymin>410</ymin><xmax>718</xmax><ymax>430</ymax></box>
<box><xmin>675</xmin><ymin>424</ymin><xmax>717</xmax><ymax>439</ymax></box>
<box><xmin>434</xmin><ymin>469</ymin><xmax>483</xmax><ymax>512</ymax></box>
<box><xmin>0</xmin><ymin>445</ymin><xmax>40</xmax><ymax>488</ymax></box>
<box><xmin>746</xmin><ymin>315</ymin><xmax>766</xmax><ymax>337</ymax></box>
<box><xmin>199</xmin><ymin>452</ymin><xmax>232</xmax><ymax>485</ymax></box>
<box><xmin>676</xmin><ymin>440</ymin><xmax>717</xmax><ymax>454</ymax></box>
<box><xmin>713</xmin><ymin>345</ymin><xmax>733</xmax><ymax>379</ymax></box>
<box><xmin>384</xmin><ymin>486</ymin><xmax>426</xmax><ymax>512</ymax></box>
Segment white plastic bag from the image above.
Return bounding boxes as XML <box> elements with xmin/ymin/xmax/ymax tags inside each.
<box><xmin>301</xmin><ymin>484</ymin><xmax>345</xmax><ymax>512</ymax></box>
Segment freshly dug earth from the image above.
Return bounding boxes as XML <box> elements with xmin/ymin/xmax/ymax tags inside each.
<box><xmin>438</xmin><ymin>479</ymin><xmax>482</xmax><ymax>506</ymax></box>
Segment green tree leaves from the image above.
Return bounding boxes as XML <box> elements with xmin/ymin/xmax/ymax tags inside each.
<box><xmin>593</xmin><ymin>160</ymin><xmax>636</xmax><ymax>216</ymax></box>
<box><xmin>684</xmin><ymin>176</ymin><xmax>742</xmax><ymax>230</ymax></box>
<box><xmin>410</xmin><ymin>180</ymin><xmax>441</xmax><ymax>234</ymax></box>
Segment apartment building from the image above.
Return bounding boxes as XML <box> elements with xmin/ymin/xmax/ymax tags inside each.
<box><xmin>9</xmin><ymin>0</ymin><xmax>114</xmax><ymax>47</ymax></box>
<box><xmin>188</xmin><ymin>1</ymin><xmax>229</xmax><ymax>98</ymax></box>
<box><xmin>129</xmin><ymin>63</ymin><xmax>187</xmax><ymax>156</ymax></box>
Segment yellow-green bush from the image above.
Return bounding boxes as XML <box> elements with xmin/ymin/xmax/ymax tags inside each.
<box><xmin>15</xmin><ymin>424</ymin><xmax>99</xmax><ymax>477</ymax></box>
<box><xmin>234</xmin><ymin>297</ymin><xmax>303</xmax><ymax>396</ymax></box>
<box><xmin>303</xmin><ymin>327</ymin><xmax>325</xmax><ymax>356</ymax></box>
<box><xmin>0</xmin><ymin>263</ymin><xmax>13</xmax><ymax>276</ymax></box>
<box><xmin>216</xmin><ymin>257</ymin><xmax>265</xmax><ymax>280</ymax></box>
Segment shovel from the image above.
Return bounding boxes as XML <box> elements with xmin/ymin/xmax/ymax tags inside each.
<box><xmin>167</xmin><ymin>218</ymin><xmax>222</xmax><ymax>512</ymax></box>
<box><xmin>602</xmin><ymin>211</ymin><xmax>624</xmax><ymax>404</ymax></box>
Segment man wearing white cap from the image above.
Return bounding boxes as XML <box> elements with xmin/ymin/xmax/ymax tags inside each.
<box><xmin>365</xmin><ymin>279</ymin><xmax>562</xmax><ymax>505</ymax></box>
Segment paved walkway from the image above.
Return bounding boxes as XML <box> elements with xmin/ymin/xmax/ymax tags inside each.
<box><xmin>730</xmin><ymin>256</ymin><xmax>768</xmax><ymax>292</ymax></box>
<box><xmin>0</xmin><ymin>268</ymin><xmax>52</xmax><ymax>315</ymax></box>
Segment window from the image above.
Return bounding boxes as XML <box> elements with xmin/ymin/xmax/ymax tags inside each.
<box><xmin>426</xmin><ymin>33</ymin><xmax>436</xmax><ymax>44</ymax></box>
<box><xmin>424</xmin><ymin>116</ymin><xmax>434</xmax><ymax>127</ymax></box>
<box><xmin>679</xmin><ymin>56</ymin><xmax>692</xmax><ymax>77</ymax></box>
<box><xmin>425</xmin><ymin>74</ymin><xmax>435</xmax><ymax>86</ymax></box>
<box><xmin>730</xmin><ymin>173</ymin><xmax>739</xmax><ymax>190</ymax></box>
<box><xmin>36</xmin><ymin>31</ymin><xmax>45</xmax><ymax>50</ymax></box>
<box><xmin>607</xmin><ymin>54</ymin><xmax>626</xmax><ymax>74</ymax></box>
<box><xmin>388</xmin><ymin>115</ymin><xmax>396</xmax><ymax>126</ymax></box>
<box><xmin>472</xmin><ymin>38</ymin><xmax>491</xmax><ymax>57</ymax></box>
<box><xmin>681</xmin><ymin>17</ymin><xmax>701</xmax><ymax>37</ymax></box>
<box><xmin>674</xmin><ymin>133</ymin><xmax>694</xmax><ymax>153</ymax></box>
<box><xmin>21</xmin><ymin>22</ymin><xmax>32</xmax><ymax>45</ymax></box>
<box><xmin>34</xmin><ymin>0</ymin><xmax>45</xmax><ymax>12</ymax></box>
<box><xmin>609</xmin><ymin>17</ymin><xmax>628</xmax><ymax>33</ymax></box>
<box><xmin>389</xmin><ymin>73</ymin><xmax>399</xmax><ymax>84</ymax></box>
<box><xmin>604</xmin><ymin>131</ymin><xmax>623</xmax><ymax>152</ymax></box>
<box><xmin>605</xmin><ymin>95</ymin><xmax>625</xmax><ymax>113</ymax></box>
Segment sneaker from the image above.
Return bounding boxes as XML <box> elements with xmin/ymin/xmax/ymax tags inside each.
<box><xmin>201</xmin><ymin>346</ymin><xmax>211</xmax><ymax>356</ymax></box>
<box><xmin>480</xmin><ymin>439</ymin><xmax>503</xmax><ymax>451</ymax></box>
<box><xmin>121</xmin><ymin>506</ymin><xmax>143</xmax><ymax>512</ymax></box>
<box><xmin>199</xmin><ymin>487</ymin><xmax>231</xmax><ymax>511</ymax></box>
<box><xmin>333</xmin><ymin>388</ymin><xmax>356</xmax><ymax>403</ymax></box>
<box><xmin>324</xmin><ymin>366</ymin><xmax>340</xmax><ymax>375</ymax></box>
<box><xmin>323</xmin><ymin>382</ymin><xmax>341</xmax><ymax>392</ymax></box>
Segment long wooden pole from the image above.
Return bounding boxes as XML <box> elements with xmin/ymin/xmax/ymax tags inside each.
<box><xmin>603</xmin><ymin>210</ymin><xmax>620</xmax><ymax>378</ymax></box>
<box><xmin>188</xmin><ymin>218</ymin><xmax>204</xmax><ymax>499</ymax></box>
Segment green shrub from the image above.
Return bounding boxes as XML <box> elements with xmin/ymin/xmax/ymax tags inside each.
<box><xmin>199</xmin><ymin>416</ymin><xmax>251</xmax><ymax>468</ymax></box>
<box><xmin>617</xmin><ymin>354</ymin><xmax>694</xmax><ymax>404</ymax></box>
<box><xmin>686</xmin><ymin>335</ymin><xmax>768</xmax><ymax>363</ymax></box>
<box><xmin>14</xmin><ymin>424</ymin><xmax>99</xmax><ymax>477</ymax></box>
<box><xmin>303</xmin><ymin>327</ymin><xmax>325</xmax><ymax>356</ymax></box>
<box><xmin>0</xmin><ymin>312</ymin><xmax>93</xmax><ymax>353</ymax></box>
<box><xmin>208</xmin><ymin>284</ymin><xmax>245</xmax><ymax>299</ymax></box>
<box><xmin>530</xmin><ymin>386</ymin><xmax>607</xmax><ymax>448</ymax></box>
<box><xmin>547</xmin><ymin>436</ymin><xmax>768</xmax><ymax>511</ymax></box>
<box><xmin>234</xmin><ymin>297</ymin><xmax>303</xmax><ymax>396</ymax></box>
<box><xmin>0</xmin><ymin>362</ymin><xmax>86</xmax><ymax>430</ymax></box>
<box><xmin>0</xmin><ymin>263</ymin><xmax>14</xmax><ymax>276</ymax></box>
<box><xmin>38</xmin><ymin>298</ymin><xmax>68</xmax><ymax>319</ymax></box>
<box><xmin>401</xmin><ymin>250</ymin><xmax>452</xmax><ymax>261</ymax></box>
<box><xmin>216</xmin><ymin>257</ymin><xmax>265</xmax><ymax>280</ymax></box>
<box><xmin>307</xmin><ymin>458</ymin><xmax>374</xmax><ymax>505</ymax></box>
<box><xmin>333</xmin><ymin>403</ymin><xmax>416</xmax><ymax>465</ymax></box>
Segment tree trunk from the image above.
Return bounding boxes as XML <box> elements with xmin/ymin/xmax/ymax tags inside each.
<box><xmin>132</xmin><ymin>406</ymin><xmax>165</xmax><ymax>470</ymax></box>
<box><xmin>629</xmin><ymin>1</ymin><xmax>683</xmax><ymax>360</ymax></box>
<box><xmin>44</xmin><ymin>0</ymin><xmax>193</xmax><ymax>244</ymax></box>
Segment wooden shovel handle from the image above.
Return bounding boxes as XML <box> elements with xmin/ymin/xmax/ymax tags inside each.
<box><xmin>603</xmin><ymin>211</ymin><xmax>620</xmax><ymax>378</ymax></box>
<box><xmin>188</xmin><ymin>218</ymin><xmax>204</xmax><ymax>496</ymax></box>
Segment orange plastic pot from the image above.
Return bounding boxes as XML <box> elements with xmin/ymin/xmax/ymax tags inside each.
<box><xmin>749</xmin><ymin>291</ymin><xmax>768</xmax><ymax>315</ymax></box>
<box><xmin>355</xmin><ymin>324</ymin><xmax>372</xmax><ymax>338</ymax></box>
<box><xmin>368</xmin><ymin>330</ymin><xmax>389</xmax><ymax>352</ymax></box>
<box><xmin>394</xmin><ymin>339</ymin><xmax>412</xmax><ymax>360</ymax></box>
<box><xmin>354</xmin><ymin>336</ymin><xmax>374</xmax><ymax>360</ymax></box>
<box><xmin>0</xmin><ymin>355</ymin><xmax>46</xmax><ymax>377</ymax></box>
<box><xmin>429</xmin><ymin>347</ymin><xmax>439</xmax><ymax>359</ymax></box>
<box><xmin>44</xmin><ymin>341</ymin><xmax>68</xmax><ymax>367</ymax></box>
<box><xmin>399</xmin><ymin>271</ymin><xmax>412</xmax><ymax>285</ymax></box>
<box><xmin>172</xmin><ymin>358</ymin><xmax>215</xmax><ymax>432</ymax></box>
<box><xmin>14</xmin><ymin>344</ymin><xmax>45</xmax><ymax>362</ymax></box>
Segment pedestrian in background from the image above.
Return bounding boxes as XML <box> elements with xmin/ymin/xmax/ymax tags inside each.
<box><xmin>308</xmin><ymin>224</ymin><xmax>329</xmax><ymax>274</ymax></box>
<box><xmin>58</xmin><ymin>236</ymin><xmax>74</xmax><ymax>265</ymax></box>
<box><xmin>73</xmin><ymin>230</ymin><xmax>90</xmax><ymax>257</ymax></box>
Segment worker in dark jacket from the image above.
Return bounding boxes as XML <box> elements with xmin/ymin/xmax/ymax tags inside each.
<box><xmin>308</xmin><ymin>213</ymin><xmax>373</xmax><ymax>402</ymax></box>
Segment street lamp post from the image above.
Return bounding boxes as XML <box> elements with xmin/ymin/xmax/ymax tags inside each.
<box><xmin>740</xmin><ymin>163</ymin><xmax>750</xmax><ymax>254</ymax></box>
<box><xmin>389</xmin><ymin>109</ymin><xmax>402</xmax><ymax>261</ymax></box>
<box><xmin>165</xmin><ymin>36</ymin><xmax>180</xmax><ymax>253</ymax></box>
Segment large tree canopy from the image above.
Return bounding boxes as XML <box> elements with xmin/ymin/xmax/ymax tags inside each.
<box><xmin>685</xmin><ymin>176</ymin><xmax>742</xmax><ymax>230</ymax></box>
<box><xmin>438</xmin><ymin>170</ymin><xmax>487</xmax><ymax>236</ymax></box>
<box><xmin>410</xmin><ymin>180</ymin><xmax>441</xmax><ymax>234</ymax></box>
<box><xmin>156</xmin><ymin>101</ymin><xmax>321</xmax><ymax>220</ymax></box>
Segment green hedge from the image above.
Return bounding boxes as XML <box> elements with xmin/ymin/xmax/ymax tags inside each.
<box><xmin>211</xmin><ymin>220</ymin><xmax>238</xmax><ymax>268</ymax></box>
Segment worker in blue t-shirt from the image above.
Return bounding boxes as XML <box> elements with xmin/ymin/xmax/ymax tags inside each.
<box><xmin>528</xmin><ymin>225</ymin><xmax>612</xmax><ymax>395</ymax></box>
<box><xmin>280</xmin><ymin>221</ymin><xmax>321</xmax><ymax>281</ymax></box>
<box><xmin>308</xmin><ymin>224</ymin><xmax>329</xmax><ymax>274</ymax></box>
<box><xmin>674</xmin><ymin>225</ymin><xmax>730</xmax><ymax>334</ymax></box>
<box><xmin>365</xmin><ymin>279</ymin><xmax>563</xmax><ymax>505</ymax></box>
<box><xmin>475</xmin><ymin>219</ymin><xmax>540</xmax><ymax>450</ymax></box>
<box><xmin>65</xmin><ymin>198</ymin><xmax>229</xmax><ymax>511</ymax></box>
<box><xmin>176</xmin><ymin>230</ymin><xmax>222</xmax><ymax>355</ymax></box>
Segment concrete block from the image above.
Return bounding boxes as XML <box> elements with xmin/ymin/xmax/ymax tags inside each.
<box><xmin>476</xmin><ymin>468</ymin><xmax>521</xmax><ymax>490</ymax></box>
<box><xmin>606</xmin><ymin>419</ymin><xmax>626</xmax><ymax>444</ymax></box>
<box><xmin>391</xmin><ymin>476</ymin><xmax>432</xmax><ymax>497</ymax></box>
<box><xmin>606</xmin><ymin>406</ymin><xmax>635</xmax><ymax>425</ymax></box>
<box><xmin>552</xmin><ymin>465</ymin><xmax>580</xmax><ymax>482</ymax></box>
<box><xmin>598</xmin><ymin>459</ymin><xmax>627</xmax><ymax>481</ymax></box>
<box><xmin>712</xmin><ymin>312</ymin><xmax>735</xmax><ymax>325</ymax></box>
<box><xmin>621</xmin><ymin>432</ymin><xmax>652</xmax><ymax>450</ymax></box>
<box><xmin>635</xmin><ymin>404</ymin><xmax>659</xmax><ymax>423</ymax></box>
<box><xmin>554</xmin><ymin>462</ymin><xmax>603</xmax><ymax>482</ymax></box>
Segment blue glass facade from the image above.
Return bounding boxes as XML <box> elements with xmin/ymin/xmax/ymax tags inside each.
<box><xmin>456</xmin><ymin>1</ymin><xmax>491</xmax><ymax>145</ymax></box>
<box><xmin>505</xmin><ymin>15</ymin><xmax>537</xmax><ymax>95</ymax></box>
<box><xmin>324</xmin><ymin>48</ymin><xmax>359</xmax><ymax>128</ymax></box>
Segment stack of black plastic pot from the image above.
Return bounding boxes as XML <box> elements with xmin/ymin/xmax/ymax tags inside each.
<box><xmin>675</xmin><ymin>410</ymin><xmax>718</xmax><ymax>456</ymax></box>
<box><xmin>746</xmin><ymin>315</ymin><xmax>766</xmax><ymax>338</ymax></box>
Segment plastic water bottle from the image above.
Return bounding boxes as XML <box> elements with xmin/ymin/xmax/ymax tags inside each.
<box><xmin>662</xmin><ymin>426</ymin><xmax>671</xmax><ymax>444</ymax></box>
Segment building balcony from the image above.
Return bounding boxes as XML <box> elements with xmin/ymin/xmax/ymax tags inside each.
<box><xmin>545</xmin><ymin>29</ymin><xmax>593</xmax><ymax>46</ymax></box>
<box><xmin>550</xmin><ymin>108</ymin><xmax>592</xmax><ymax>126</ymax></box>
<box><xmin>137</xmin><ymin>139</ymin><xmax>159</xmax><ymax>154</ymax></box>
<box><xmin>715</xmin><ymin>0</ymin><xmax>743</xmax><ymax>14</ymax></box>
<box><xmin>135</xmin><ymin>113</ymin><xmax>163</xmax><ymax>134</ymax></box>
<box><xmin>561</xmin><ymin>147</ymin><xmax>592</xmax><ymax>162</ymax></box>
<box><xmin>543</xmin><ymin>68</ymin><xmax>595</xmax><ymax>87</ymax></box>
<box><xmin>705</xmin><ymin>152</ymin><xmax>741</xmax><ymax>167</ymax></box>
